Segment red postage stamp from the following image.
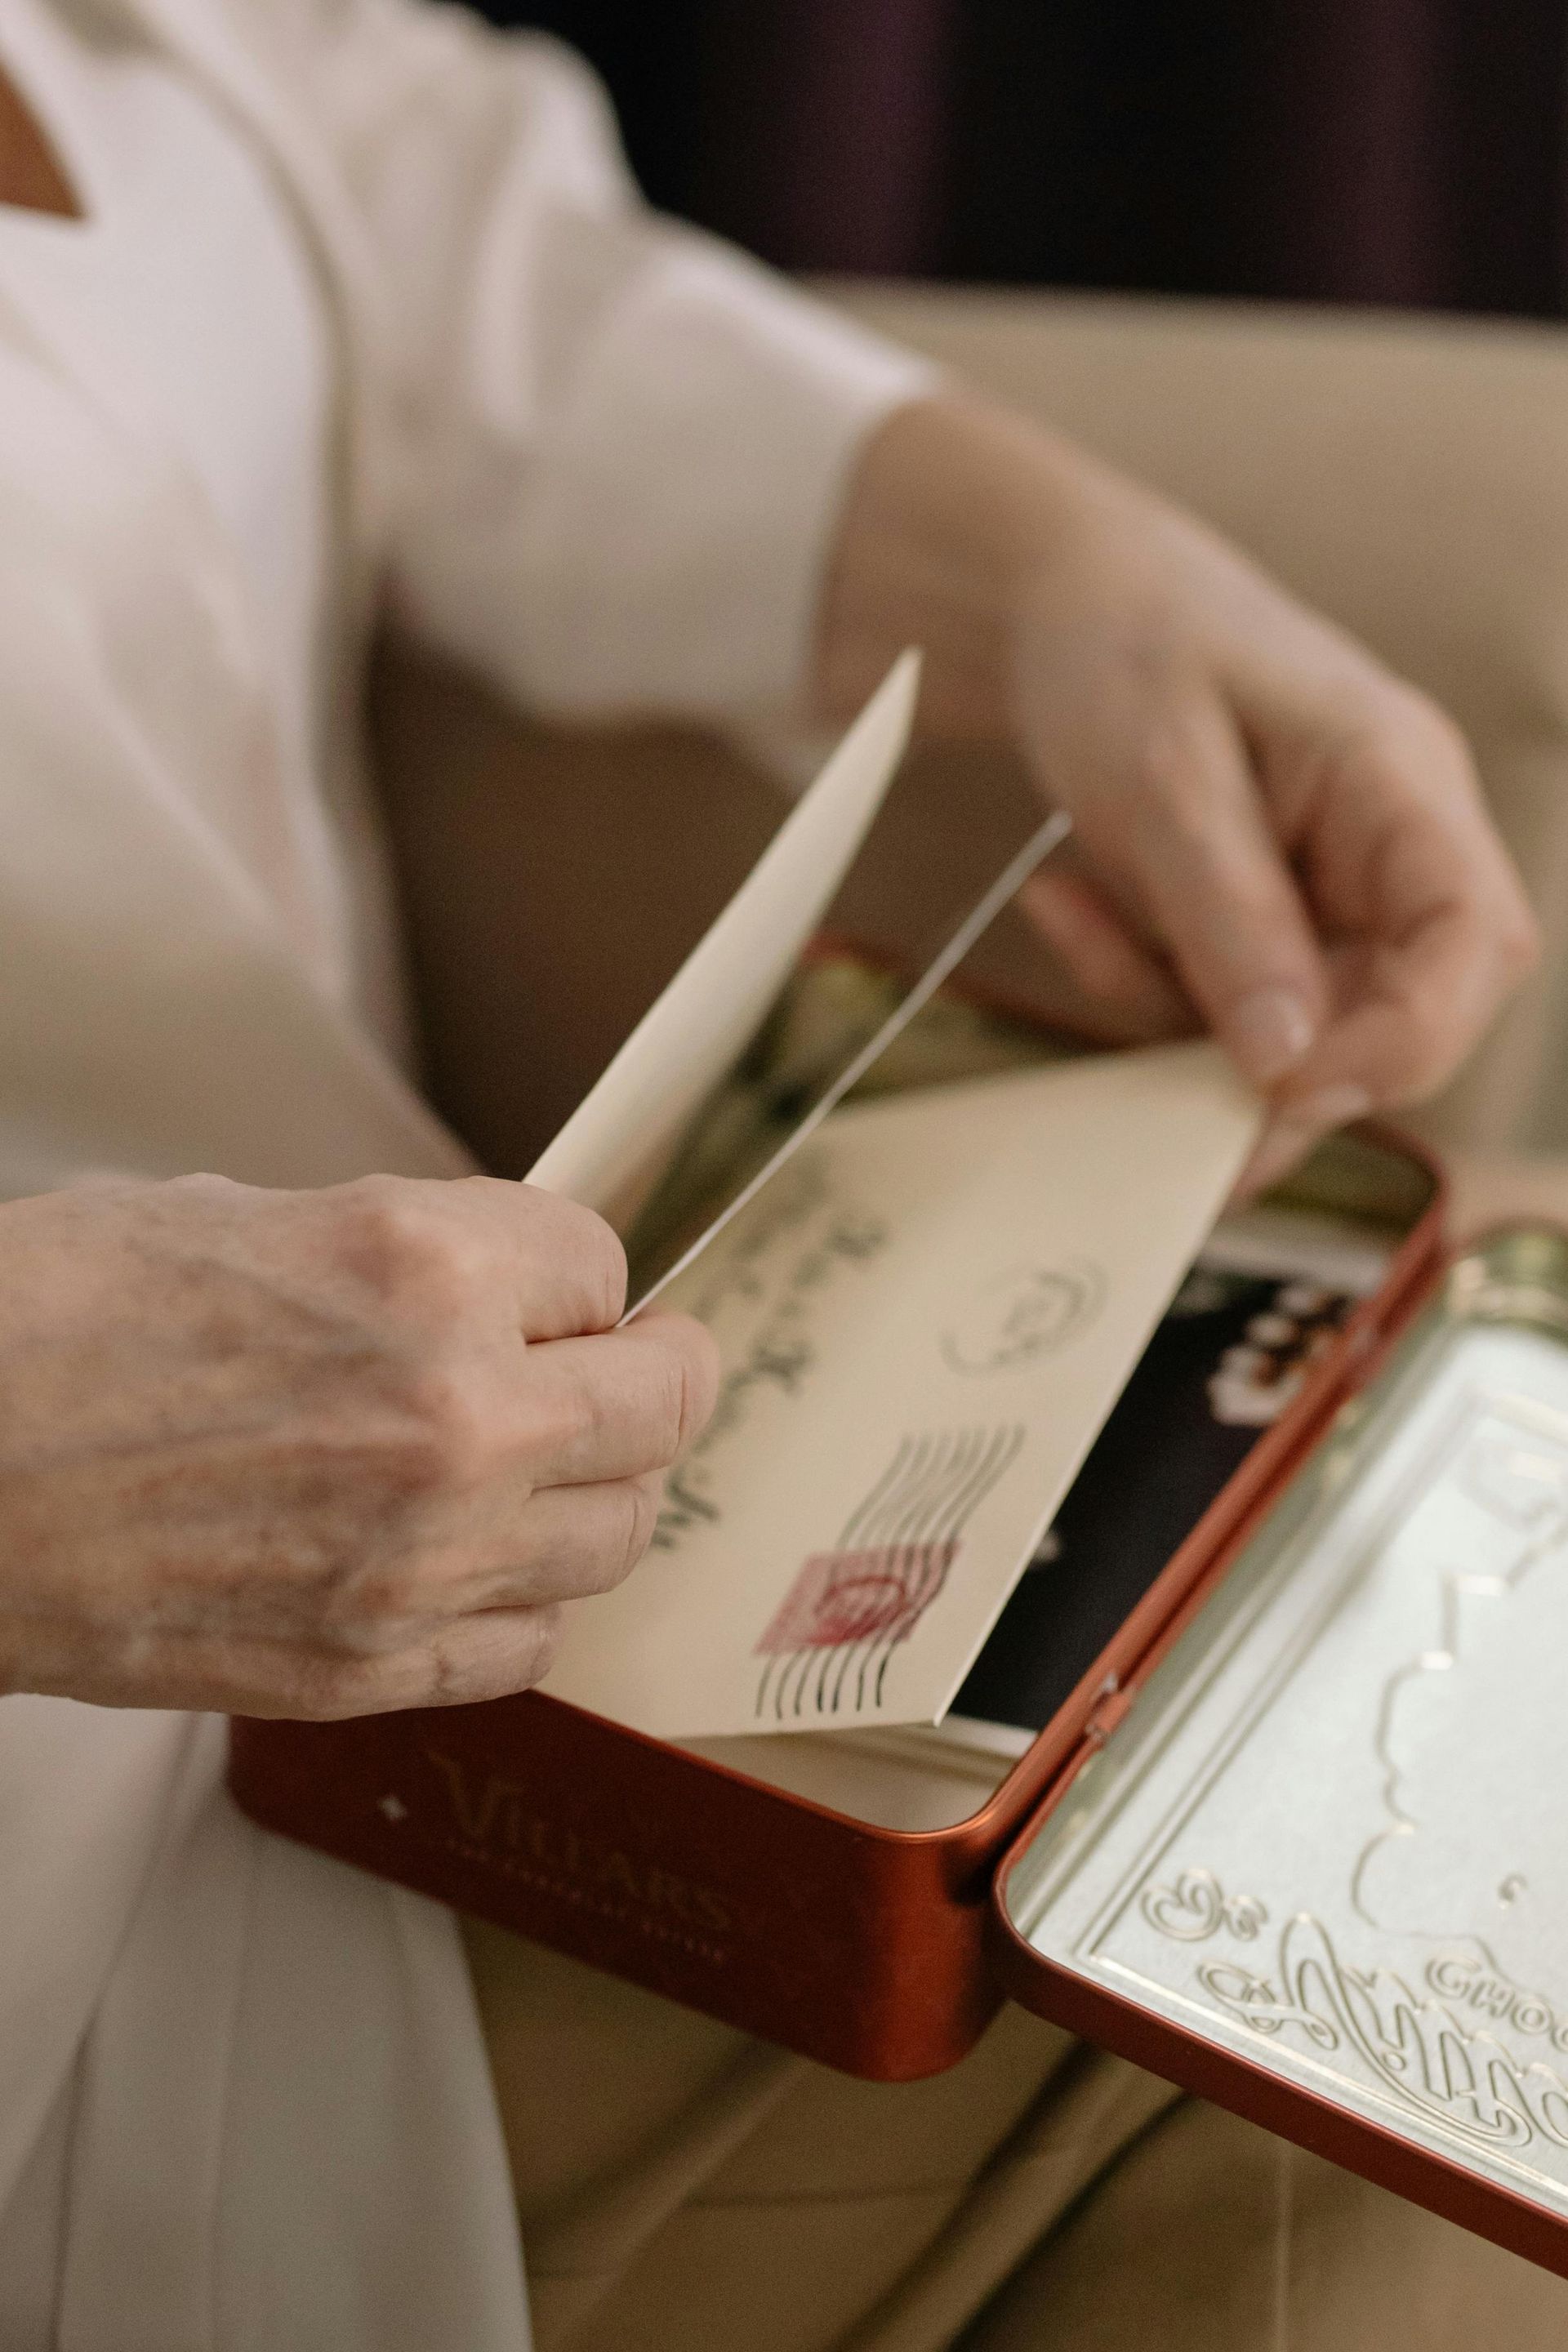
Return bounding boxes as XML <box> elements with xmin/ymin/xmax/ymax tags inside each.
<box><xmin>756</xmin><ymin>1541</ymin><xmax>960</xmax><ymax>1655</ymax></box>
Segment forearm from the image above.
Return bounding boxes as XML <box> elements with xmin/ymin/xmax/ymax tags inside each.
<box><xmin>813</xmin><ymin>391</ymin><xmax>1137</xmax><ymax>739</ymax></box>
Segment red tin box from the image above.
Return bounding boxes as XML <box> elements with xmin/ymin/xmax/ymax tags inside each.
<box><xmin>234</xmin><ymin>937</ymin><xmax>1568</xmax><ymax>2272</ymax></box>
<box><xmin>227</xmin><ymin>1003</ymin><xmax>1443</xmax><ymax>2073</ymax></box>
<box><xmin>234</xmin><ymin>1202</ymin><xmax>1568</xmax><ymax>2279</ymax></box>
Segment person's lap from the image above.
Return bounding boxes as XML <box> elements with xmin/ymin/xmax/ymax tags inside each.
<box><xmin>463</xmin><ymin>1919</ymin><xmax>1568</xmax><ymax>2351</ymax></box>
<box><xmin>959</xmin><ymin>2096</ymin><xmax>1568</xmax><ymax>2351</ymax></box>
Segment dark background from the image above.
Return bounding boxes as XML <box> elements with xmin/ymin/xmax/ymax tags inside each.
<box><xmin>477</xmin><ymin>1</ymin><xmax>1568</xmax><ymax>316</ymax></box>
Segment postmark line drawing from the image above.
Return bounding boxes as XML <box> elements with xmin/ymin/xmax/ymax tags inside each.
<box><xmin>755</xmin><ymin>1422</ymin><xmax>1026</xmax><ymax>1719</ymax></box>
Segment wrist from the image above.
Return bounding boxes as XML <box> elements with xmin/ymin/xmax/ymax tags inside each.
<box><xmin>814</xmin><ymin>391</ymin><xmax>1108</xmax><ymax>738</ymax></box>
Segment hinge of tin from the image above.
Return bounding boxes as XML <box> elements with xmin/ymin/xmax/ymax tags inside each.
<box><xmin>1084</xmin><ymin>1678</ymin><xmax>1134</xmax><ymax>1746</ymax></box>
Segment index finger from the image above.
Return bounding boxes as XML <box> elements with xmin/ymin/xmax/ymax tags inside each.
<box><xmin>1276</xmin><ymin>825</ymin><xmax>1536</xmax><ymax>1115</ymax></box>
<box><xmin>519</xmin><ymin>1312</ymin><xmax>720</xmax><ymax>1489</ymax></box>
<box><xmin>1058</xmin><ymin>689</ymin><xmax>1334</xmax><ymax>1089</ymax></box>
<box><xmin>444</xmin><ymin>1177</ymin><xmax>630</xmax><ymax>1339</ymax></box>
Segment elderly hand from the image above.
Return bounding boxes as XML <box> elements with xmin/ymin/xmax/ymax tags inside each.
<box><xmin>0</xmin><ymin>1174</ymin><xmax>717</xmax><ymax>1718</ymax></box>
<box><xmin>822</xmin><ymin>396</ymin><xmax>1539</xmax><ymax>1187</ymax></box>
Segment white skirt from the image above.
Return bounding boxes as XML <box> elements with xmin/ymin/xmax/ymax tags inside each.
<box><xmin>0</xmin><ymin>1698</ymin><xmax>529</xmax><ymax>2350</ymax></box>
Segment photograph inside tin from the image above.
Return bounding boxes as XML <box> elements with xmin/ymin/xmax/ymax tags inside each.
<box><xmin>546</xmin><ymin>935</ymin><xmax>1265</xmax><ymax>1744</ymax></box>
<box><xmin>1002</xmin><ymin>1227</ymin><xmax>1568</xmax><ymax>2216</ymax></box>
<box><xmin>949</xmin><ymin>1202</ymin><xmax>1386</xmax><ymax>1745</ymax></box>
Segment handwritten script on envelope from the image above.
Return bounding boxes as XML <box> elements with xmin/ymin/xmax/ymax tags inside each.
<box><xmin>543</xmin><ymin>1045</ymin><xmax>1258</xmax><ymax>1740</ymax></box>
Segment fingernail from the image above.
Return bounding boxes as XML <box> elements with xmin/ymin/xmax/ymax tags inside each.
<box><xmin>1227</xmin><ymin>987</ymin><xmax>1317</xmax><ymax>1085</ymax></box>
<box><xmin>1282</xmin><ymin>1085</ymin><xmax>1374</xmax><ymax>1131</ymax></box>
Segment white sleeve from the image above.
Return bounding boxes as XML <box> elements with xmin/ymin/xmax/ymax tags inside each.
<box><xmin>265</xmin><ymin>0</ymin><xmax>936</xmax><ymax>719</ymax></box>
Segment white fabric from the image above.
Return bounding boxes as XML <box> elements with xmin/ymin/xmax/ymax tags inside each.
<box><xmin>0</xmin><ymin>2</ymin><xmax>934</xmax><ymax>2343</ymax></box>
<box><xmin>0</xmin><ymin>0</ymin><xmax>360</xmax><ymax>1014</ymax></box>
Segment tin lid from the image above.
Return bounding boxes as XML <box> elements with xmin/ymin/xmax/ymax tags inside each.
<box><xmin>996</xmin><ymin>1226</ymin><xmax>1568</xmax><ymax>2234</ymax></box>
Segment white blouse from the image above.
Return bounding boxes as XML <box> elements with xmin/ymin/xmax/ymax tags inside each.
<box><xmin>0</xmin><ymin>0</ymin><xmax>437</xmax><ymax>1064</ymax></box>
<box><xmin>0</xmin><ymin>0</ymin><xmax>353</xmax><ymax>989</ymax></box>
<box><xmin>0</xmin><ymin>1</ymin><xmax>933</xmax><ymax>2345</ymax></box>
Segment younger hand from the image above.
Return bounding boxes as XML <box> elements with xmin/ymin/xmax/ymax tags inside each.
<box><xmin>822</xmin><ymin>394</ymin><xmax>1539</xmax><ymax>1187</ymax></box>
<box><xmin>1009</xmin><ymin>451</ymin><xmax>1539</xmax><ymax>1186</ymax></box>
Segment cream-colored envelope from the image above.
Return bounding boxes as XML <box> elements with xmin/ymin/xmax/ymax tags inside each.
<box><xmin>522</xmin><ymin>648</ymin><xmax>1261</xmax><ymax>1740</ymax></box>
<box><xmin>542</xmin><ymin>1043</ymin><xmax>1261</xmax><ymax>1740</ymax></box>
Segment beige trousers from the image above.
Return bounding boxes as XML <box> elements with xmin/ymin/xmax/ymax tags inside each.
<box><xmin>463</xmin><ymin>1921</ymin><xmax>1568</xmax><ymax>2352</ymax></box>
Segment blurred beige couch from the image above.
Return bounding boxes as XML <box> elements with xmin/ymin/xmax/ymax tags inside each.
<box><xmin>374</xmin><ymin>287</ymin><xmax>1568</xmax><ymax>1177</ymax></box>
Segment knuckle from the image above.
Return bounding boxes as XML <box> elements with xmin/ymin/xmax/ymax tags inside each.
<box><xmin>519</xmin><ymin>1187</ymin><xmax>627</xmax><ymax>1330</ymax></box>
<box><xmin>1338</xmin><ymin>693</ymin><xmax>1476</xmax><ymax>804</ymax></box>
<box><xmin>164</xmin><ymin>1170</ymin><xmax>247</xmax><ymax>1206</ymax></box>
<box><xmin>418</xmin><ymin>1631</ymin><xmax>472</xmax><ymax>1709</ymax></box>
<box><xmin>564</xmin><ymin>1202</ymin><xmax>630</xmax><ymax>1329</ymax></box>
<box><xmin>635</xmin><ymin>1325</ymin><xmax>716</xmax><ymax>1468</ymax></box>
<box><xmin>330</xmin><ymin>1177</ymin><xmax>484</xmax><ymax>1316</ymax></box>
<box><xmin>524</xmin><ymin>1356</ymin><xmax>599</xmax><ymax>1468</ymax></box>
<box><xmin>420</xmin><ymin>1609</ymin><xmax>560</xmax><ymax>1705</ymax></box>
<box><xmin>647</xmin><ymin>1367</ymin><xmax>686</xmax><ymax>1470</ymax></box>
<box><xmin>287</xmin><ymin>1599</ymin><xmax>564</xmax><ymax>1716</ymax></box>
<box><xmin>522</xmin><ymin>1604</ymin><xmax>564</xmax><ymax>1687</ymax></box>
<box><xmin>590</xmin><ymin>1219</ymin><xmax>630</xmax><ymax>1329</ymax></box>
<box><xmin>1123</xmin><ymin>719</ymin><xmax>1203</xmax><ymax>824</ymax></box>
<box><xmin>604</xmin><ymin>1476</ymin><xmax>659</xmax><ymax>1588</ymax></box>
<box><xmin>1383</xmin><ymin>684</ymin><xmax>1475</xmax><ymax>777</ymax></box>
<box><xmin>675</xmin><ymin>1320</ymin><xmax>721</xmax><ymax>1449</ymax></box>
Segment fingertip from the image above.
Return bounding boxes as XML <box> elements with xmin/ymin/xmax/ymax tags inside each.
<box><xmin>1222</xmin><ymin>985</ymin><xmax>1319</xmax><ymax>1089</ymax></box>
